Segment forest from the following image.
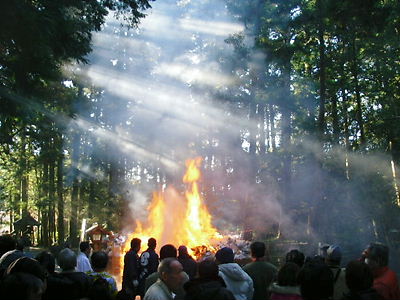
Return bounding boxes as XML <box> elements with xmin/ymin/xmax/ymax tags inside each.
<box><xmin>1</xmin><ymin>0</ymin><xmax>400</xmax><ymax>260</ymax></box>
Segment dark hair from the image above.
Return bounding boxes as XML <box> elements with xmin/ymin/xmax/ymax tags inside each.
<box><xmin>91</xmin><ymin>251</ymin><xmax>109</xmax><ymax>270</ymax></box>
<box><xmin>286</xmin><ymin>249</ymin><xmax>305</xmax><ymax>268</ymax></box>
<box><xmin>88</xmin><ymin>277</ymin><xmax>113</xmax><ymax>300</ymax></box>
<box><xmin>345</xmin><ymin>260</ymin><xmax>373</xmax><ymax>291</ymax></box>
<box><xmin>131</xmin><ymin>238</ymin><xmax>141</xmax><ymax>250</ymax></box>
<box><xmin>250</xmin><ymin>242</ymin><xmax>265</xmax><ymax>258</ymax></box>
<box><xmin>80</xmin><ymin>241</ymin><xmax>91</xmax><ymax>253</ymax></box>
<box><xmin>278</xmin><ymin>262</ymin><xmax>300</xmax><ymax>286</ymax></box>
<box><xmin>298</xmin><ymin>258</ymin><xmax>334</xmax><ymax>300</ymax></box>
<box><xmin>6</xmin><ymin>257</ymin><xmax>46</xmax><ymax>282</ymax></box>
<box><xmin>57</xmin><ymin>248</ymin><xmax>77</xmax><ymax>271</ymax></box>
<box><xmin>35</xmin><ymin>251</ymin><xmax>55</xmax><ymax>274</ymax></box>
<box><xmin>1</xmin><ymin>272</ymin><xmax>44</xmax><ymax>300</ymax></box>
<box><xmin>198</xmin><ymin>260</ymin><xmax>218</xmax><ymax>280</ymax></box>
<box><xmin>160</xmin><ymin>244</ymin><xmax>177</xmax><ymax>260</ymax></box>
<box><xmin>368</xmin><ymin>243</ymin><xmax>389</xmax><ymax>267</ymax></box>
<box><xmin>148</xmin><ymin>238</ymin><xmax>156</xmax><ymax>249</ymax></box>
<box><xmin>0</xmin><ymin>235</ymin><xmax>16</xmax><ymax>257</ymax></box>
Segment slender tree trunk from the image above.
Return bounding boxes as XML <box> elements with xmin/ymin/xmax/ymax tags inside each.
<box><xmin>317</xmin><ymin>0</ymin><xmax>326</xmax><ymax>138</ymax></box>
<box><xmin>21</xmin><ymin>132</ymin><xmax>29</xmax><ymax>217</ymax></box>
<box><xmin>351</xmin><ymin>34</ymin><xmax>365</xmax><ymax>146</ymax></box>
<box><xmin>70</xmin><ymin>130</ymin><xmax>80</xmax><ymax>247</ymax></box>
<box><xmin>259</xmin><ymin>104</ymin><xmax>267</xmax><ymax>155</ymax></box>
<box><xmin>42</xmin><ymin>159</ymin><xmax>49</xmax><ymax>247</ymax></box>
<box><xmin>57</xmin><ymin>145</ymin><xmax>65</xmax><ymax>244</ymax></box>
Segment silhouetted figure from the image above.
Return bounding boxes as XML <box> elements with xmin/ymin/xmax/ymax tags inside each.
<box><xmin>1</xmin><ymin>256</ymin><xmax>47</xmax><ymax>300</ymax></box>
<box><xmin>270</xmin><ymin>262</ymin><xmax>302</xmax><ymax>300</ymax></box>
<box><xmin>342</xmin><ymin>260</ymin><xmax>383</xmax><ymax>300</ymax></box>
<box><xmin>178</xmin><ymin>245</ymin><xmax>197</xmax><ymax>280</ymax></box>
<box><xmin>243</xmin><ymin>241</ymin><xmax>276</xmax><ymax>300</ymax></box>
<box><xmin>88</xmin><ymin>251</ymin><xmax>117</xmax><ymax>295</ymax></box>
<box><xmin>285</xmin><ymin>249</ymin><xmax>305</xmax><ymax>268</ymax></box>
<box><xmin>144</xmin><ymin>258</ymin><xmax>186</xmax><ymax>300</ymax></box>
<box><xmin>216</xmin><ymin>247</ymin><xmax>254</xmax><ymax>300</ymax></box>
<box><xmin>325</xmin><ymin>244</ymin><xmax>348</xmax><ymax>299</ymax></box>
<box><xmin>362</xmin><ymin>243</ymin><xmax>400</xmax><ymax>300</ymax></box>
<box><xmin>44</xmin><ymin>248</ymin><xmax>92</xmax><ymax>300</ymax></box>
<box><xmin>35</xmin><ymin>251</ymin><xmax>56</xmax><ymax>275</ymax></box>
<box><xmin>0</xmin><ymin>234</ymin><xmax>17</xmax><ymax>257</ymax></box>
<box><xmin>138</xmin><ymin>238</ymin><xmax>159</xmax><ymax>298</ymax></box>
<box><xmin>297</xmin><ymin>257</ymin><xmax>334</xmax><ymax>300</ymax></box>
<box><xmin>145</xmin><ymin>244</ymin><xmax>189</xmax><ymax>300</ymax></box>
<box><xmin>122</xmin><ymin>238</ymin><xmax>141</xmax><ymax>299</ymax></box>
<box><xmin>184</xmin><ymin>259</ymin><xmax>235</xmax><ymax>300</ymax></box>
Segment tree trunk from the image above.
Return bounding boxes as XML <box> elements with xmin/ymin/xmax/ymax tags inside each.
<box><xmin>317</xmin><ymin>0</ymin><xmax>326</xmax><ymax>139</ymax></box>
<box><xmin>57</xmin><ymin>144</ymin><xmax>65</xmax><ymax>244</ymax></box>
<box><xmin>351</xmin><ymin>34</ymin><xmax>365</xmax><ymax>147</ymax></box>
<box><xmin>69</xmin><ymin>130</ymin><xmax>80</xmax><ymax>247</ymax></box>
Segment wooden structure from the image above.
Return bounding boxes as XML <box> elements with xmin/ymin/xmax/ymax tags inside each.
<box><xmin>85</xmin><ymin>224</ymin><xmax>113</xmax><ymax>251</ymax></box>
<box><xmin>13</xmin><ymin>214</ymin><xmax>40</xmax><ymax>246</ymax></box>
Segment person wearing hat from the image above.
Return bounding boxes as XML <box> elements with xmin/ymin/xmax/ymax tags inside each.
<box><xmin>215</xmin><ymin>247</ymin><xmax>254</xmax><ymax>300</ymax></box>
<box><xmin>325</xmin><ymin>244</ymin><xmax>348</xmax><ymax>300</ymax></box>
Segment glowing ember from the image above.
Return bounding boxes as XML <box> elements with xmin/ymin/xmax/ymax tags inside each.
<box><xmin>119</xmin><ymin>157</ymin><xmax>222</xmax><ymax>276</ymax></box>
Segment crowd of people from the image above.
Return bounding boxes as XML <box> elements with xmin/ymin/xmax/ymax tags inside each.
<box><xmin>0</xmin><ymin>233</ymin><xmax>399</xmax><ymax>300</ymax></box>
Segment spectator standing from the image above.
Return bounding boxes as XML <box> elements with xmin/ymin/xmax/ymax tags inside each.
<box><xmin>325</xmin><ymin>245</ymin><xmax>348</xmax><ymax>299</ymax></box>
<box><xmin>122</xmin><ymin>238</ymin><xmax>141</xmax><ymax>299</ymax></box>
<box><xmin>144</xmin><ymin>257</ymin><xmax>186</xmax><ymax>300</ymax></box>
<box><xmin>138</xmin><ymin>238</ymin><xmax>159</xmax><ymax>298</ymax></box>
<box><xmin>342</xmin><ymin>260</ymin><xmax>382</xmax><ymax>300</ymax></box>
<box><xmin>87</xmin><ymin>251</ymin><xmax>117</xmax><ymax>295</ymax></box>
<box><xmin>269</xmin><ymin>262</ymin><xmax>302</xmax><ymax>300</ymax></box>
<box><xmin>363</xmin><ymin>243</ymin><xmax>400</xmax><ymax>300</ymax></box>
<box><xmin>177</xmin><ymin>246</ymin><xmax>197</xmax><ymax>280</ymax></box>
<box><xmin>184</xmin><ymin>259</ymin><xmax>235</xmax><ymax>300</ymax></box>
<box><xmin>216</xmin><ymin>247</ymin><xmax>254</xmax><ymax>300</ymax></box>
<box><xmin>243</xmin><ymin>241</ymin><xmax>277</xmax><ymax>300</ymax></box>
<box><xmin>77</xmin><ymin>241</ymin><xmax>93</xmax><ymax>273</ymax></box>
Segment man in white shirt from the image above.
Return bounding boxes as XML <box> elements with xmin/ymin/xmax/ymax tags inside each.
<box><xmin>76</xmin><ymin>241</ymin><xmax>93</xmax><ymax>273</ymax></box>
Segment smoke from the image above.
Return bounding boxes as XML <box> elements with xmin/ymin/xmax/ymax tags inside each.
<box><xmin>64</xmin><ymin>0</ymin><xmax>400</xmax><ymax>265</ymax></box>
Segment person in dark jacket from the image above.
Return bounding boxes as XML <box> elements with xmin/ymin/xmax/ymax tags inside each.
<box><xmin>138</xmin><ymin>238</ymin><xmax>159</xmax><ymax>298</ymax></box>
<box><xmin>178</xmin><ymin>245</ymin><xmax>197</xmax><ymax>280</ymax></box>
<box><xmin>44</xmin><ymin>248</ymin><xmax>92</xmax><ymax>300</ymax></box>
<box><xmin>184</xmin><ymin>259</ymin><xmax>235</xmax><ymax>300</ymax></box>
<box><xmin>122</xmin><ymin>238</ymin><xmax>141</xmax><ymax>299</ymax></box>
<box><xmin>297</xmin><ymin>257</ymin><xmax>334</xmax><ymax>300</ymax></box>
<box><xmin>342</xmin><ymin>260</ymin><xmax>382</xmax><ymax>300</ymax></box>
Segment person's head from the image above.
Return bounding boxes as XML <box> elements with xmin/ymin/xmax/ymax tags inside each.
<box><xmin>16</xmin><ymin>239</ymin><xmax>25</xmax><ymax>252</ymax></box>
<box><xmin>0</xmin><ymin>235</ymin><xmax>16</xmax><ymax>257</ymax></box>
<box><xmin>277</xmin><ymin>262</ymin><xmax>300</xmax><ymax>287</ymax></box>
<box><xmin>198</xmin><ymin>259</ymin><xmax>219</xmax><ymax>280</ymax></box>
<box><xmin>365</xmin><ymin>242</ymin><xmax>389</xmax><ymax>271</ymax></box>
<box><xmin>158</xmin><ymin>258</ymin><xmax>185</xmax><ymax>292</ymax></box>
<box><xmin>325</xmin><ymin>245</ymin><xmax>342</xmax><ymax>266</ymax></box>
<box><xmin>6</xmin><ymin>257</ymin><xmax>46</xmax><ymax>283</ymax></box>
<box><xmin>215</xmin><ymin>247</ymin><xmax>234</xmax><ymax>264</ymax></box>
<box><xmin>285</xmin><ymin>249</ymin><xmax>305</xmax><ymax>268</ymax></box>
<box><xmin>35</xmin><ymin>251</ymin><xmax>55</xmax><ymax>275</ymax></box>
<box><xmin>178</xmin><ymin>245</ymin><xmax>189</xmax><ymax>258</ymax></box>
<box><xmin>0</xmin><ymin>272</ymin><xmax>45</xmax><ymax>300</ymax></box>
<box><xmin>91</xmin><ymin>251</ymin><xmax>108</xmax><ymax>272</ymax></box>
<box><xmin>148</xmin><ymin>238</ymin><xmax>157</xmax><ymax>249</ymax></box>
<box><xmin>160</xmin><ymin>244</ymin><xmax>177</xmax><ymax>260</ymax></box>
<box><xmin>298</xmin><ymin>258</ymin><xmax>334</xmax><ymax>300</ymax></box>
<box><xmin>250</xmin><ymin>241</ymin><xmax>266</xmax><ymax>259</ymax></box>
<box><xmin>130</xmin><ymin>238</ymin><xmax>141</xmax><ymax>252</ymax></box>
<box><xmin>57</xmin><ymin>248</ymin><xmax>77</xmax><ymax>271</ymax></box>
<box><xmin>345</xmin><ymin>260</ymin><xmax>373</xmax><ymax>292</ymax></box>
<box><xmin>79</xmin><ymin>241</ymin><xmax>91</xmax><ymax>256</ymax></box>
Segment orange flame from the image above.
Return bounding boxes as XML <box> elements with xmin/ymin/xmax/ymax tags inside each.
<box><xmin>119</xmin><ymin>157</ymin><xmax>221</xmax><ymax>274</ymax></box>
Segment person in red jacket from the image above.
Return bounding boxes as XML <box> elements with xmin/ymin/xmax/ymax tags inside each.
<box><xmin>362</xmin><ymin>243</ymin><xmax>400</xmax><ymax>300</ymax></box>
